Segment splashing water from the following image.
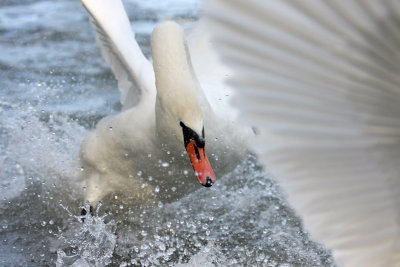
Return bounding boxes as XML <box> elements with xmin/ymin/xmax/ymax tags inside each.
<box><xmin>56</xmin><ymin>203</ymin><xmax>117</xmax><ymax>267</ymax></box>
<box><xmin>51</xmin><ymin>155</ymin><xmax>332</xmax><ymax>266</ymax></box>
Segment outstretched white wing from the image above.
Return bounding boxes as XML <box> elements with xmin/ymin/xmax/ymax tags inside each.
<box><xmin>81</xmin><ymin>0</ymin><xmax>156</xmax><ymax>110</ymax></box>
<box><xmin>207</xmin><ymin>1</ymin><xmax>400</xmax><ymax>266</ymax></box>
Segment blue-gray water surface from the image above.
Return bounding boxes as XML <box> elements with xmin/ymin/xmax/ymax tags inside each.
<box><xmin>0</xmin><ymin>0</ymin><xmax>334</xmax><ymax>266</ymax></box>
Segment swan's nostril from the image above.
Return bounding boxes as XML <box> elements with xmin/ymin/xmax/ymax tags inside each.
<box><xmin>203</xmin><ymin>177</ymin><xmax>213</xmax><ymax>187</ymax></box>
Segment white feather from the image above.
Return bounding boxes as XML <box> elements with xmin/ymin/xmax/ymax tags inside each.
<box><xmin>207</xmin><ymin>0</ymin><xmax>400</xmax><ymax>266</ymax></box>
<box><xmin>82</xmin><ymin>0</ymin><xmax>156</xmax><ymax>110</ymax></box>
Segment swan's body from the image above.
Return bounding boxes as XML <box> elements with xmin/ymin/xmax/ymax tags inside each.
<box><xmin>77</xmin><ymin>0</ymin><xmax>250</xmax><ymax>206</ymax></box>
<box><xmin>208</xmin><ymin>0</ymin><xmax>400</xmax><ymax>266</ymax></box>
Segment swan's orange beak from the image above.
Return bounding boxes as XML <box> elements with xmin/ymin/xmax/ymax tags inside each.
<box><xmin>185</xmin><ymin>140</ymin><xmax>216</xmax><ymax>187</ymax></box>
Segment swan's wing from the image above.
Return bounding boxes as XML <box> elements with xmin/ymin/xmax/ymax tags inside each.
<box><xmin>81</xmin><ymin>0</ymin><xmax>156</xmax><ymax>110</ymax></box>
<box><xmin>185</xmin><ymin>20</ymin><xmax>239</xmax><ymax>120</ymax></box>
<box><xmin>207</xmin><ymin>1</ymin><xmax>400</xmax><ymax>266</ymax></box>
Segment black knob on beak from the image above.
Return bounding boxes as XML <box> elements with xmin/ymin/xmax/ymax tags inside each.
<box><xmin>203</xmin><ymin>177</ymin><xmax>213</xmax><ymax>187</ymax></box>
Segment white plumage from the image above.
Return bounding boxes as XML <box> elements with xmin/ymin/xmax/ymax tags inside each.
<box><xmin>77</xmin><ymin>0</ymin><xmax>250</xmax><ymax>206</ymax></box>
<box><xmin>207</xmin><ymin>0</ymin><xmax>400</xmax><ymax>266</ymax></box>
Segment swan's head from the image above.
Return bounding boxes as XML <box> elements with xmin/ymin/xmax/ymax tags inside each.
<box><xmin>179</xmin><ymin>121</ymin><xmax>216</xmax><ymax>187</ymax></box>
<box><xmin>152</xmin><ymin>21</ymin><xmax>216</xmax><ymax>187</ymax></box>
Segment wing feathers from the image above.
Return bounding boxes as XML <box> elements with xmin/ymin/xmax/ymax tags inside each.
<box><xmin>207</xmin><ymin>0</ymin><xmax>400</xmax><ymax>266</ymax></box>
<box><xmin>82</xmin><ymin>0</ymin><xmax>156</xmax><ymax>110</ymax></box>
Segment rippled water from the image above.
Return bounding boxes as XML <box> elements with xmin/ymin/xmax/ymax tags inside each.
<box><xmin>0</xmin><ymin>0</ymin><xmax>334</xmax><ymax>266</ymax></box>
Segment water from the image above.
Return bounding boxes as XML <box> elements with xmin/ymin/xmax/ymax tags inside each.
<box><xmin>0</xmin><ymin>0</ymin><xmax>334</xmax><ymax>266</ymax></box>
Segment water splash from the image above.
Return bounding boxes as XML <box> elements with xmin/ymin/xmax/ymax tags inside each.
<box><xmin>65</xmin><ymin>155</ymin><xmax>332</xmax><ymax>266</ymax></box>
<box><xmin>56</xmin><ymin>203</ymin><xmax>117</xmax><ymax>267</ymax></box>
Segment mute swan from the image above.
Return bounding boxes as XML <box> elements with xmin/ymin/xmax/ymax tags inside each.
<box><xmin>207</xmin><ymin>0</ymin><xmax>400</xmax><ymax>266</ymax></box>
<box><xmin>77</xmin><ymin>0</ymin><xmax>250</xmax><ymax>209</ymax></box>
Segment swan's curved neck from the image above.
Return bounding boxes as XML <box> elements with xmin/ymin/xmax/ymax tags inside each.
<box><xmin>151</xmin><ymin>21</ymin><xmax>203</xmax><ymax>137</ymax></box>
<box><xmin>152</xmin><ymin>21</ymin><xmax>199</xmax><ymax>96</ymax></box>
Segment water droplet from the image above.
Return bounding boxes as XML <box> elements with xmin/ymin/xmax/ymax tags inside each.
<box><xmin>137</xmin><ymin>171</ymin><xmax>142</xmax><ymax>177</ymax></box>
<box><xmin>183</xmin><ymin>170</ymin><xmax>188</xmax><ymax>175</ymax></box>
<box><xmin>158</xmin><ymin>242</ymin><xmax>166</xmax><ymax>251</ymax></box>
<box><xmin>166</xmin><ymin>151</ymin><xmax>170</xmax><ymax>155</ymax></box>
<box><xmin>171</xmin><ymin>187</ymin><xmax>176</xmax><ymax>192</ymax></box>
<box><xmin>166</xmin><ymin>248</ymin><xmax>175</xmax><ymax>256</ymax></box>
<box><xmin>114</xmin><ymin>196</ymin><xmax>118</xmax><ymax>200</ymax></box>
<box><xmin>49</xmin><ymin>220</ymin><xmax>54</xmax><ymax>225</ymax></box>
<box><xmin>109</xmin><ymin>126</ymin><xmax>113</xmax><ymax>131</ymax></box>
<box><xmin>161</xmin><ymin>162</ymin><xmax>169</xmax><ymax>168</ymax></box>
<box><xmin>154</xmin><ymin>186</ymin><xmax>160</xmax><ymax>193</ymax></box>
<box><xmin>119</xmin><ymin>205</ymin><xmax>124</xmax><ymax>209</ymax></box>
<box><xmin>147</xmin><ymin>154</ymin><xmax>152</xmax><ymax>158</ymax></box>
<box><xmin>41</xmin><ymin>221</ymin><xmax>47</xmax><ymax>227</ymax></box>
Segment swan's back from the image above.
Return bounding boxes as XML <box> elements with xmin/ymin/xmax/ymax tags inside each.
<box><xmin>207</xmin><ymin>1</ymin><xmax>400</xmax><ymax>266</ymax></box>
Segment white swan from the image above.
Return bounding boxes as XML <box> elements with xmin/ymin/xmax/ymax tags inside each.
<box><xmin>207</xmin><ymin>0</ymin><xmax>400</xmax><ymax>266</ymax></box>
<box><xmin>77</xmin><ymin>0</ymin><xmax>250</xmax><ymax>207</ymax></box>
